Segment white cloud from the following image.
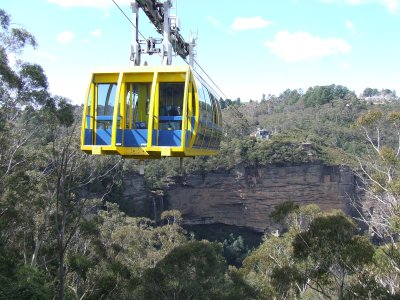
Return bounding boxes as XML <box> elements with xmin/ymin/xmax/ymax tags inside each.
<box><xmin>231</xmin><ymin>16</ymin><xmax>272</xmax><ymax>31</ymax></box>
<box><xmin>207</xmin><ymin>16</ymin><xmax>223</xmax><ymax>29</ymax></box>
<box><xmin>341</xmin><ymin>61</ymin><xmax>351</xmax><ymax>69</ymax></box>
<box><xmin>264</xmin><ymin>31</ymin><xmax>351</xmax><ymax>62</ymax></box>
<box><xmin>57</xmin><ymin>31</ymin><xmax>75</xmax><ymax>44</ymax></box>
<box><xmin>319</xmin><ymin>0</ymin><xmax>399</xmax><ymax>13</ymax></box>
<box><xmin>345</xmin><ymin>20</ymin><xmax>354</xmax><ymax>30</ymax></box>
<box><xmin>90</xmin><ymin>29</ymin><xmax>102</xmax><ymax>38</ymax></box>
<box><xmin>48</xmin><ymin>0</ymin><xmax>131</xmax><ymax>9</ymax></box>
<box><xmin>381</xmin><ymin>0</ymin><xmax>399</xmax><ymax>12</ymax></box>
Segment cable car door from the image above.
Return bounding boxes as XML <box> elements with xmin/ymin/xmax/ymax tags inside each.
<box><xmin>95</xmin><ymin>83</ymin><xmax>117</xmax><ymax>145</ymax></box>
<box><xmin>157</xmin><ymin>82</ymin><xmax>184</xmax><ymax>146</ymax></box>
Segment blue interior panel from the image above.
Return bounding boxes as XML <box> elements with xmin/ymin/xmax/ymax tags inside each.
<box><xmin>124</xmin><ymin>129</ymin><xmax>148</xmax><ymax>146</ymax></box>
<box><xmin>159</xmin><ymin>116</ymin><xmax>182</xmax><ymax>121</ymax></box>
<box><xmin>84</xmin><ymin>129</ymin><xmax>93</xmax><ymax>145</ymax></box>
<box><xmin>95</xmin><ymin>129</ymin><xmax>122</xmax><ymax>146</ymax></box>
<box><xmin>96</xmin><ymin>129</ymin><xmax>112</xmax><ymax>145</ymax></box>
<box><xmin>158</xmin><ymin>130</ymin><xmax>182</xmax><ymax>146</ymax></box>
<box><xmin>186</xmin><ymin>130</ymin><xmax>191</xmax><ymax>147</ymax></box>
<box><xmin>116</xmin><ymin>129</ymin><xmax>122</xmax><ymax>145</ymax></box>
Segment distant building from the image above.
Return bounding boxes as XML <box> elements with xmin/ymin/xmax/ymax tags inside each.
<box><xmin>251</xmin><ymin>128</ymin><xmax>270</xmax><ymax>140</ymax></box>
<box><xmin>359</xmin><ymin>95</ymin><xmax>398</xmax><ymax>105</ymax></box>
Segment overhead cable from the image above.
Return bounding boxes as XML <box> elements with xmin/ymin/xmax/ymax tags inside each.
<box><xmin>111</xmin><ymin>0</ymin><xmax>147</xmax><ymax>41</ymax></box>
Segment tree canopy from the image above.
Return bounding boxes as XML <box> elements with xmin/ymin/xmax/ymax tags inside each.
<box><xmin>1</xmin><ymin>8</ymin><xmax>400</xmax><ymax>299</ymax></box>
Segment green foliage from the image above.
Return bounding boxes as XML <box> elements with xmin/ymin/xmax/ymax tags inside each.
<box><xmin>362</xmin><ymin>87</ymin><xmax>397</xmax><ymax>99</ymax></box>
<box><xmin>356</xmin><ymin>109</ymin><xmax>384</xmax><ymax>127</ymax></box>
<box><xmin>3</xmin><ymin>8</ymin><xmax>400</xmax><ymax>299</ymax></box>
<box><xmin>241</xmin><ymin>233</ymin><xmax>295</xmax><ymax>299</ymax></box>
<box><xmin>270</xmin><ymin>201</ymin><xmax>300</xmax><ymax>224</ymax></box>
<box><xmin>242</xmin><ymin>207</ymin><xmax>383</xmax><ymax>299</ymax></box>
<box><xmin>0</xmin><ymin>264</ymin><xmax>52</xmax><ymax>300</ymax></box>
<box><xmin>304</xmin><ymin>84</ymin><xmax>355</xmax><ymax>107</ymax></box>
<box><xmin>223</xmin><ymin>266</ymin><xmax>259</xmax><ymax>300</ymax></box>
<box><xmin>223</xmin><ymin>234</ymin><xmax>251</xmax><ymax>267</ymax></box>
<box><xmin>293</xmin><ymin>213</ymin><xmax>373</xmax><ymax>263</ymax></box>
<box><xmin>291</xmin><ymin>212</ymin><xmax>375</xmax><ymax>298</ymax></box>
<box><xmin>371</xmin><ymin>244</ymin><xmax>400</xmax><ymax>296</ymax></box>
<box><xmin>139</xmin><ymin>241</ymin><xmax>227</xmax><ymax>299</ymax></box>
<box><xmin>363</xmin><ymin>87</ymin><xmax>380</xmax><ymax>97</ymax></box>
<box><xmin>0</xmin><ymin>9</ymin><xmax>37</xmax><ymax>54</ymax></box>
<box><xmin>160</xmin><ymin>209</ymin><xmax>183</xmax><ymax>225</ymax></box>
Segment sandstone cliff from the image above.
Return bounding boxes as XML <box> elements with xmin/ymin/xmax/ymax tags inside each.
<box><xmin>163</xmin><ymin>162</ymin><xmax>356</xmax><ymax>232</ymax></box>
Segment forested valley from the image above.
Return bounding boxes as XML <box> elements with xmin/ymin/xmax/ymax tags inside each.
<box><xmin>2</xmin><ymin>9</ymin><xmax>400</xmax><ymax>299</ymax></box>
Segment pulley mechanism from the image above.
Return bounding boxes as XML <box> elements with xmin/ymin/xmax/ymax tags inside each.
<box><xmin>130</xmin><ymin>0</ymin><xmax>195</xmax><ymax>66</ymax></box>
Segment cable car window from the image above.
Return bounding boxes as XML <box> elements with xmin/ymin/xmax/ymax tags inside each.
<box><xmin>193</xmin><ymin>84</ymin><xmax>205</xmax><ymax>148</ymax></box>
<box><xmin>87</xmin><ymin>87</ymin><xmax>92</xmax><ymax>116</ymax></box>
<box><xmin>125</xmin><ymin>83</ymin><xmax>133</xmax><ymax>129</ymax></box>
<box><xmin>126</xmin><ymin>83</ymin><xmax>151</xmax><ymax>129</ymax></box>
<box><xmin>202</xmin><ymin>85</ymin><xmax>212</xmax><ymax>121</ymax></box>
<box><xmin>209</xmin><ymin>95</ymin><xmax>217</xmax><ymax>147</ymax></box>
<box><xmin>196</xmin><ymin>81</ymin><xmax>206</xmax><ymax>122</ymax></box>
<box><xmin>218</xmin><ymin>99</ymin><xmax>222</xmax><ymax>128</ymax></box>
<box><xmin>202</xmin><ymin>85</ymin><xmax>212</xmax><ymax>148</ymax></box>
<box><xmin>191</xmin><ymin>85</ymin><xmax>196</xmax><ymax>118</ymax></box>
<box><xmin>159</xmin><ymin>83</ymin><xmax>184</xmax><ymax>130</ymax></box>
<box><xmin>97</xmin><ymin>83</ymin><xmax>116</xmax><ymax>116</ymax></box>
<box><xmin>96</xmin><ymin>83</ymin><xmax>117</xmax><ymax>129</ymax></box>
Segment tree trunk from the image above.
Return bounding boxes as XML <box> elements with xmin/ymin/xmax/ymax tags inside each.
<box><xmin>58</xmin><ymin>217</ymin><xmax>65</xmax><ymax>300</ymax></box>
<box><xmin>58</xmin><ymin>249</ymin><xmax>65</xmax><ymax>300</ymax></box>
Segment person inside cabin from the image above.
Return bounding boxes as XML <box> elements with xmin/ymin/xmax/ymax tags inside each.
<box><xmin>168</xmin><ymin>105</ymin><xmax>178</xmax><ymax>116</ymax></box>
<box><xmin>159</xmin><ymin>103</ymin><xmax>167</xmax><ymax>116</ymax></box>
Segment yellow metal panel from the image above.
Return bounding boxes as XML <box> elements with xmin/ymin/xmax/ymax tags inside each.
<box><xmin>181</xmin><ymin>68</ymin><xmax>190</xmax><ymax>148</ymax></box>
<box><xmin>81</xmin><ymin>76</ymin><xmax>93</xmax><ymax>147</ymax></box>
<box><xmin>93</xmin><ymin>73</ymin><xmax>119</xmax><ymax>83</ymax></box>
<box><xmin>147</xmin><ymin>72</ymin><xmax>158</xmax><ymax>148</ymax></box>
<box><xmin>124</xmin><ymin>73</ymin><xmax>153</xmax><ymax>82</ymax></box>
<box><xmin>89</xmin><ymin>83</ymin><xmax>95</xmax><ymax>130</ymax></box>
<box><xmin>111</xmin><ymin>73</ymin><xmax>123</xmax><ymax>146</ymax></box>
<box><xmin>154</xmin><ymin>83</ymin><xmax>159</xmax><ymax>130</ymax></box>
<box><xmin>187</xmin><ymin>82</ymin><xmax>193</xmax><ymax>131</ymax></box>
<box><xmin>94</xmin><ymin>82</ymin><xmax>98</xmax><ymax>142</ymax></box>
<box><xmin>185</xmin><ymin>148</ymin><xmax>219</xmax><ymax>157</ymax></box>
<box><xmin>138</xmin><ymin>84</ymin><xmax>148</xmax><ymax>122</ymax></box>
<box><xmin>128</xmin><ymin>83</ymin><xmax>133</xmax><ymax>129</ymax></box>
<box><xmin>92</xmin><ymin>147</ymin><xmax>102</xmax><ymax>155</ymax></box>
<box><xmin>161</xmin><ymin>147</ymin><xmax>171</xmax><ymax>156</ymax></box>
<box><xmin>190</xmin><ymin>78</ymin><xmax>200</xmax><ymax>148</ymax></box>
<box><xmin>158</xmin><ymin>73</ymin><xmax>186</xmax><ymax>82</ymax></box>
<box><xmin>120</xmin><ymin>76</ymin><xmax>126</xmax><ymax>129</ymax></box>
<box><xmin>116</xmin><ymin>147</ymin><xmax>150</xmax><ymax>156</ymax></box>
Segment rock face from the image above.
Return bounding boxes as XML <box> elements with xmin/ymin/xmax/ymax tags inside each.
<box><xmin>164</xmin><ymin>162</ymin><xmax>357</xmax><ymax>232</ymax></box>
<box><xmin>119</xmin><ymin>172</ymin><xmax>150</xmax><ymax>216</ymax></box>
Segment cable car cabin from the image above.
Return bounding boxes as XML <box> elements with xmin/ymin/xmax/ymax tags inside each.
<box><xmin>81</xmin><ymin>65</ymin><xmax>222</xmax><ymax>159</ymax></box>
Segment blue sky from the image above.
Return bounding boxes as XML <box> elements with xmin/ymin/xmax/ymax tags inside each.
<box><xmin>2</xmin><ymin>0</ymin><xmax>400</xmax><ymax>104</ymax></box>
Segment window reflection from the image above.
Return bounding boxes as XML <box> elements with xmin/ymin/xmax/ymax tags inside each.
<box><xmin>159</xmin><ymin>83</ymin><xmax>184</xmax><ymax>130</ymax></box>
<box><xmin>97</xmin><ymin>83</ymin><xmax>116</xmax><ymax>116</ymax></box>
<box><xmin>191</xmin><ymin>76</ymin><xmax>223</xmax><ymax>149</ymax></box>
<box><xmin>125</xmin><ymin>83</ymin><xmax>151</xmax><ymax>129</ymax></box>
<box><xmin>96</xmin><ymin>83</ymin><xmax>117</xmax><ymax>129</ymax></box>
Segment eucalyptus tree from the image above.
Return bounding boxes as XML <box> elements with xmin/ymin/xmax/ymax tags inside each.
<box><xmin>0</xmin><ymin>9</ymin><xmax>126</xmax><ymax>299</ymax></box>
<box><xmin>354</xmin><ymin>110</ymin><xmax>400</xmax><ymax>295</ymax></box>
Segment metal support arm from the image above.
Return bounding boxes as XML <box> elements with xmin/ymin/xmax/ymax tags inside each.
<box><xmin>131</xmin><ymin>0</ymin><xmax>194</xmax><ymax>66</ymax></box>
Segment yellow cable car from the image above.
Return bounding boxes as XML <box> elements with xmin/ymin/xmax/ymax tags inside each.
<box><xmin>81</xmin><ymin>65</ymin><xmax>222</xmax><ymax>159</ymax></box>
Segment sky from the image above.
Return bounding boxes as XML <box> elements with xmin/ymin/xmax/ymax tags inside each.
<box><xmin>2</xmin><ymin>0</ymin><xmax>400</xmax><ymax>104</ymax></box>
